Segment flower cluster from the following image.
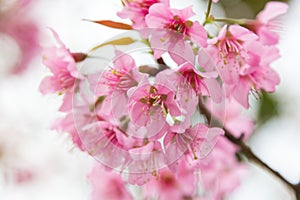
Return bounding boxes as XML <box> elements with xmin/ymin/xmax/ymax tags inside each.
<box><xmin>40</xmin><ymin>0</ymin><xmax>287</xmax><ymax>199</ymax></box>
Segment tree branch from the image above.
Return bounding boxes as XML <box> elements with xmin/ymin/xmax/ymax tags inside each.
<box><xmin>198</xmin><ymin>102</ymin><xmax>300</xmax><ymax>200</ymax></box>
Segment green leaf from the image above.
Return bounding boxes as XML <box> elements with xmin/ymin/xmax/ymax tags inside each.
<box><xmin>256</xmin><ymin>91</ymin><xmax>280</xmax><ymax>126</ymax></box>
<box><xmin>90</xmin><ymin>37</ymin><xmax>136</xmax><ymax>51</ymax></box>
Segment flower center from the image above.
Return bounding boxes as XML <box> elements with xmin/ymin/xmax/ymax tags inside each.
<box><xmin>219</xmin><ymin>38</ymin><xmax>242</xmax><ymax>57</ymax></box>
<box><xmin>102</xmin><ymin>68</ymin><xmax>136</xmax><ymax>91</ymax></box>
<box><xmin>167</xmin><ymin>16</ymin><xmax>193</xmax><ymax>35</ymax></box>
<box><xmin>57</xmin><ymin>68</ymin><xmax>76</xmax><ymax>90</ymax></box>
<box><xmin>140</xmin><ymin>86</ymin><xmax>167</xmax><ymax>107</ymax></box>
<box><xmin>138</xmin><ymin>0</ymin><xmax>159</xmax><ymax>15</ymax></box>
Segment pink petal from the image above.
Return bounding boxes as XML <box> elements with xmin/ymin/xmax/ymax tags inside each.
<box><xmin>171</xmin><ymin>6</ymin><xmax>195</xmax><ymax>20</ymax></box>
<box><xmin>229</xmin><ymin>25</ymin><xmax>258</xmax><ymax>41</ymax></box>
<box><xmin>114</xmin><ymin>50</ymin><xmax>136</xmax><ymax>72</ymax></box>
<box><xmin>258</xmin><ymin>26</ymin><xmax>279</xmax><ymax>46</ymax></box>
<box><xmin>189</xmin><ymin>21</ymin><xmax>208</xmax><ymax>47</ymax></box>
<box><xmin>145</xmin><ymin>3</ymin><xmax>172</xmax><ymax>28</ymax></box>
<box><xmin>231</xmin><ymin>78</ymin><xmax>252</xmax><ymax>109</ymax></box>
<box><xmin>129</xmin><ymin>142</ymin><xmax>154</xmax><ymax>161</ymax></box>
<box><xmin>257</xmin><ymin>2</ymin><xmax>288</xmax><ymax>24</ymax></box>
<box><xmin>204</xmin><ymin>78</ymin><xmax>223</xmax><ymax>103</ymax></box>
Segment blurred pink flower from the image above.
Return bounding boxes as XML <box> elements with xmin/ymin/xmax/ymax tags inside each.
<box><xmin>251</xmin><ymin>1</ymin><xmax>288</xmax><ymax>45</ymax></box>
<box><xmin>0</xmin><ymin>0</ymin><xmax>40</xmax><ymax>74</ymax></box>
<box><xmin>198</xmin><ymin>138</ymin><xmax>247</xmax><ymax>200</ymax></box>
<box><xmin>208</xmin><ymin>99</ymin><xmax>254</xmax><ymax>140</ymax></box>
<box><xmin>88</xmin><ymin>164</ymin><xmax>133</xmax><ymax>200</ymax></box>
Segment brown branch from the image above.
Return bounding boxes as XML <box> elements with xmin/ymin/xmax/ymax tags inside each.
<box><xmin>139</xmin><ymin>58</ymin><xmax>169</xmax><ymax>76</ymax></box>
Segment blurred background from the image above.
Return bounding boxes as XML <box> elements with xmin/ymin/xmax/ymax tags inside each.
<box><xmin>0</xmin><ymin>0</ymin><xmax>299</xmax><ymax>199</ymax></box>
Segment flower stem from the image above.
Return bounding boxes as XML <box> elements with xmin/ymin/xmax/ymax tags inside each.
<box><xmin>205</xmin><ymin>0</ymin><xmax>213</xmax><ymax>20</ymax></box>
<box><xmin>198</xmin><ymin>102</ymin><xmax>300</xmax><ymax>200</ymax></box>
<box><xmin>213</xmin><ymin>18</ymin><xmax>249</xmax><ymax>25</ymax></box>
<box><xmin>203</xmin><ymin>0</ymin><xmax>213</xmax><ymax>25</ymax></box>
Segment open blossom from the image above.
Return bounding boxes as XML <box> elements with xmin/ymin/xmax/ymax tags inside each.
<box><xmin>89</xmin><ymin>50</ymin><xmax>145</xmax><ymax>119</ymax></box>
<box><xmin>145</xmin><ymin>3</ymin><xmax>207</xmax><ymax>59</ymax></box>
<box><xmin>39</xmin><ymin>29</ymin><xmax>82</xmax><ymax>95</ymax></box>
<box><xmin>127</xmin><ymin>76</ymin><xmax>181</xmax><ymax>137</ymax></box>
<box><xmin>247</xmin><ymin>2</ymin><xmax>288</xmax><ymax>45</ymax></box>
<box><xmin>164</xmin><ymin>124</ymin><xmax>224</xmax><ymax>163</ymax></box>
<box><xmin>118</xmin><ymin>0</ymin><xmax>169</xmax><ymax>29</ymax></box>
<box><xmin>177</xmin><ymin>49</ymin><xmax>223</xmax><ymax>103</ymax></box>
<box><xmin>128</xmin><ymin>69</ymin><xmax>198</xmax><ymax>137</ymax></box>
<box><xmin>210</xmin><ymin>24</ymin><xmax>280</xmax><ymax>108</ymax></box>
<box><xmin>93</xmin><ymin>50</ymin><xmax>143</xmax><ymax>96</ymax></box>
<box><xmin>146</xmin><ymin>3</ymin><xmax>207</xmax><ymax>47</ymax></box>
<box><xmin>88</xmin><ymin>164</ymin><xmax>133</xmax><ymax>200</ymax></box>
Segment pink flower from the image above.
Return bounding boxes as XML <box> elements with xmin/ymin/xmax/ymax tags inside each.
<box><xmin>143</xmin><ymin>159</ymin><xmax>196</xmax><ymax>200</ymax></box>
<box><xmin>198</xmin><ymin>138</ymin><xmax>247</xmax><ymax>200</ymax></box>
<box><xmin>88</xmin><ymin>164</ymin><xmax>133</xmax><ymax>200</ymax></box>
<box><xmin>144</xmin><ymin>3</ymin><xmax>207</xmax><ymax>58</ymax></box>
<box><xmin>81</xmin><ymin>120</ymin><xmax>139</xmax><ymax>169</ymax></box>
<box><xmin>89</xmin><ymin>50</ymin><xmax>145</xmax><ymax>119</ymax></box>
<box><xmin>164</xmin><ymin>124</ymin><xmax>224</xmax><ymax>162</ymax></box>
<box><xmin>211</xmin><ymin>25</ymin><xmax>258</xmax><ymax>84</ymax></box>
<box><xmin>127</xmin><ymin>73</ymin><xmax>181</xmax><ymax>136</ymax></box>
<box><xmin>39</xmin><ymin>29</ymin><xmax>82</xmax><ymax>95</ymax></box>
<box><xmin>177</xmin><ymin>49</ymin><xmax>223</xmax><ymax>103</ymax></box>
<box><xmin>52</xmin><ymin>90</ymin><xmax>101</xmax><ymax>151</ymax></box>
<box><xmin>248</xmin><ymin>2</ymin><xmax>288</xmax><ymax>45</ymax></box>
<box><xmin>146</xmin><ymin>3</ymin><xmax>207</xmax><ymax>47</ymax></box>
<box><xmin>207</xmin><ymin>99</ymin><xmax>254</xmax><ymax>140</ymax></box>
<box><xmin>51</xmin><ymin>112</ymin><xmax>84</xmax><ymax>150</ymax></box>
<box><xmin>118</xmin><ymin>0</ymin><xmax>169</xmax><ymax>29</ymax></box>
<box><xmin>210</xmin><ymin>24</ymin><xmax>281</xmax><ymax>108</ymax></box>
<box><xmin>127</xmin><ymin>141</ymin><xmax>165</xmax><ymax>185</ymax></box>
<box><xmin>0</xmin><ymin>0</ymin><xmax>40</xmax><ymax>74</ymax></box>
<box><xmin>92</xmin><ymin>50</ymin><xmax>142</xmax><ymax>96</ymax></box>
<box><xmin>128</xmin><ymin>69</ymin><xmax>198</xmax><ymax>137</ymax></box>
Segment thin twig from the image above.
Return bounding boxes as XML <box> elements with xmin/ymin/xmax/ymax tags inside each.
<box><xmin>203</xmin><ymin>0</ymin><xmax>213</xmax><ymax>26</ymax></box>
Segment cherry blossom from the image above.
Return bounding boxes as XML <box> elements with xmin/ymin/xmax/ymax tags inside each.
<box><xmin>145</xmin><ymin>3</ymin><xmax>207</xmax><ymax>59</ymax></box>
<box><xmin>118</xmin><ymin>0</ymin><xmax>169</xmax><ymax>29</ymax></box>
<box><xmin>0</xmin><ymin>0</ymin><xmax>40</xmax><ymax>74</ymax></box>
<box><xmin>88</xmin><ymin>164</ymin><xmax>133</xmax><ymax>200</ymax></box>
<box><xmin>39</xmin><ymin>29</ymin><xmax>82</xmax><ymax>95</ymax></box>
<box><xmin>248</xmin><ymin>1</ymin><xmax>289</xmax><ymax>45</ymax></box>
